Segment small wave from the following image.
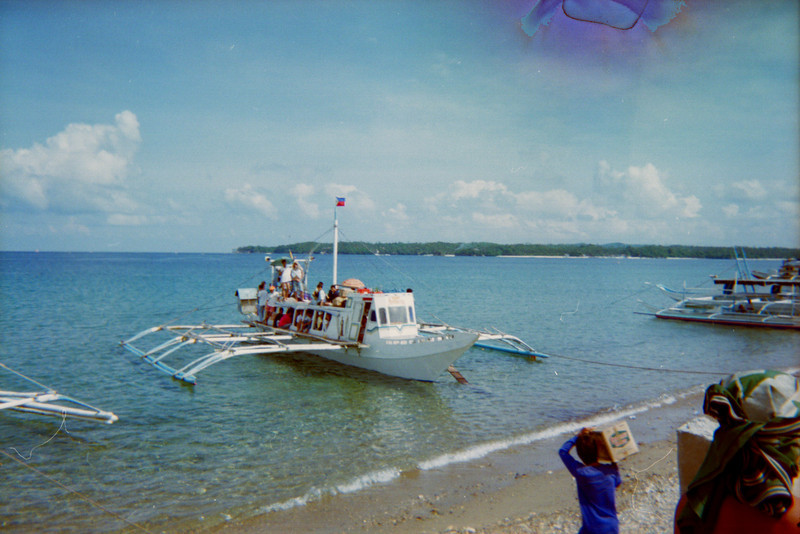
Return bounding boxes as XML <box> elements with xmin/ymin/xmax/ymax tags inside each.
<box><xmin>335</xmin><ymin>467</ymin><xmax>400</xmax><ymax>494</ymax></box>
<box><xmin>256</xmin><ymin>467</ymin><xmax>401</xmax><ymax>514</ymax></box>
<box><xmin>419</xmin><ymin>390</ymin><xmax>693</xmax><ymax>471</ymax></box>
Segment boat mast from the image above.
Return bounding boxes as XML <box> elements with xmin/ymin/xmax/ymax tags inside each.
<box><xmin>333</xmin><ymin>205</ymin><xmax>339</xmax><ymax>286</ymax></box>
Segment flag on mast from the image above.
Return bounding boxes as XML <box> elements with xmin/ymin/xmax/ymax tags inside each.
<box><xmin>336</xmin><ymin>197</ymin><xmax>346</xmax><ymax>207</ymax></box>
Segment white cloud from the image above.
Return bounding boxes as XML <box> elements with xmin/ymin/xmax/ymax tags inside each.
<box><xmin>451</xmin><ymin>180</ymin><xmax>508</xmax><ymax>201</ymax></box>
<box><xmin>387</xmin><ymin>203</ymin><xmax>409</xmax><ymax>221</ymax></box>
<box><xmin>291</xmin><ymin>183</ymin><xmax>320</xmax><ymax>219</ymax></box>
<box><xmin>730</xmin><ymin>179</ymin><xmax>767</xmax><ymax>200</ymax></box>
<box><xmin>722</xmin><ymin>203</ymin><xmax>740</xmax><ymax>217</ymax></box>
<box><xmin>594</xmin><ymin>161</ymin><xmax>702</xmax><ymax>218</ymax></box>
<box><xmin>108</xmin><ymin>214</ymin><xmax>149</xmax><ymax>226</ymax></box>
<box><xmin>224</xmin><ymin>183</ymin><xmax>277</xmax><ymax>218</ymax></box>
<box><xmin>472</xmin><ymin>212</ymin><xmax>517</xmax><ymax>228</ymax></box>
<box><xmin>1</xmin><ymin>111</ymin><xmax>141</xmax><ymax>213</ymax></box>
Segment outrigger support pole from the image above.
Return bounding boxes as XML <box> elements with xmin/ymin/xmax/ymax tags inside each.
<box><xmin>447</xmin><ymin>365</ymin><xmax>468</xmax><ymax>384</ymax></box>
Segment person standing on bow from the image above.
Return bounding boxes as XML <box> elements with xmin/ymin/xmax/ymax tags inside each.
<box><xmin>279</xmin><ymin>259</ymin><xmax>292</xmax><ymax>298</ymax></box>
<box><xmin>256</xmin><ymin>281</ymin><xmax>268</xmax><ymax>322</ymax></box>
<box><xmin>291</xmin><ymin>261</ymin><xmax>304</xmax><ymax>296</ymax></box>
<box><xmin>559</xmin><ymin>428</ymin><xmax>622</xmax><ymax>534</ymax></box>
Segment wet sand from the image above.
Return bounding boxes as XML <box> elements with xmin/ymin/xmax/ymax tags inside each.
<box><xmin>208</xmin><ymin>386</ymin><xmax>705</xmax><ymax>534</ymax></box>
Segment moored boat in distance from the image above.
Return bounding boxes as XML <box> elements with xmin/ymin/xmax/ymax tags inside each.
<box><xmin>652</xmin><ymin>277</ymin><xmax>800</xmax><ymax>330</ymax></box>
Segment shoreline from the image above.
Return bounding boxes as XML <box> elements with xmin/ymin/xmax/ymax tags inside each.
<box><xmin>208</xmin><ymin>385</ymin><xmax>707</xmax><ymax>534</ymax></box>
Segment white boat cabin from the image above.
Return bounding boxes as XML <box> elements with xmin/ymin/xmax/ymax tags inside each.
<box><xmin>240</xmin><ymin>287</ymin><xmax>420</xmax><ymax>345</ymax></box>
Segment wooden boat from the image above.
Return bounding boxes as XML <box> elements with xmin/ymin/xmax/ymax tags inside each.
<box><xmin>122</xmin><ymin>206</ymin><xmax>547</xmax><ymax>384</ymax></box>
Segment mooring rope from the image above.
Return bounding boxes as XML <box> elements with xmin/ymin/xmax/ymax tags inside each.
<box><xmin>0</xmin><ymin>448</ymin><xmax>154</xmax><ymax>533</ymax></box>
<box><xmin>9</xmin><ymin>411</ymin><xmax>70</xmax><ymax>461</ymax></box>
<box><xmin>541</xmin><ymin>351</ymin><xmax>731</xmax><ymax>376</ymax></box>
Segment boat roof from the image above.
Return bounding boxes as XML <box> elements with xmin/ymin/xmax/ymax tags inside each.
<box><xmin>712</xmin><ymin>278</ymin><xmax>800</xmax><ymax>287</ymax></box>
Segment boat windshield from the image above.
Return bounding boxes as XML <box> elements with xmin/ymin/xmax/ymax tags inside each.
<box><xmin>378</xmin><ymin>306</ymin><xmax>410</xmax><ymax>325</ymax></box>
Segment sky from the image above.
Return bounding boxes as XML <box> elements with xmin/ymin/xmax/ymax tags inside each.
<box><xmin>1</xmin><ymin>0</ymin><xmax>798</xmax><ymax>252</ymax></box>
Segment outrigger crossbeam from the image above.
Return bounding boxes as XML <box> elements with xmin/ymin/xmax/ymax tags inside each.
<box><xmin>0</xmin><ymin>363</ymin><xmax>118</xmax><ymax>424</ymax></box>
<box><xmin>121</xmin><ymin>323</ymin><xmax>349</xmax><ymax>384</ymax></box>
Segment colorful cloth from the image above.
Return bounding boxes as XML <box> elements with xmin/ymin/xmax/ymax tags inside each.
<box><xmin>677</xmin><ymin>369</ymin><xmax>800</xmax><ymax>533</ymax></box>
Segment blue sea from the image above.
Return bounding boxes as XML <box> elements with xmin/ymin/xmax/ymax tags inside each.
<box><xmin>1</xmin><ymin>251</ymin><xmax>798</xmax><ymax>532</ymax></box>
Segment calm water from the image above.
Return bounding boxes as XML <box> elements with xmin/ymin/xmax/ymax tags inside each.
<box><xmin>1</xmin><ymin>252</ymin><xmax>797</xmax><ymax>532</ymax></box>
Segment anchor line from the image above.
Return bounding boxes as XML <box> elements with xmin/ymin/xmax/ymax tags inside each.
<box><xmin>544</xmin><ymin>351</ymin><xmax>730</xmax><ymax>376</ymax></box>
<box><xmin>0</xmin><ymin>449</ymin><xmax>154</xmax><ymax>534</ymax></box>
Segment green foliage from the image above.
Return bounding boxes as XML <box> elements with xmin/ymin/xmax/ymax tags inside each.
<box><xmin>234</xmin><ymin>243</ymin><xmax>799</xmax><ymax>259</ymax></box>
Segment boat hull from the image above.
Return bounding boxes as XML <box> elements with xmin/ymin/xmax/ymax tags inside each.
<box><xmin>305</xmin><ymin>331</ymin><xmax>478</xmax><ymax>381</ymax></box>
<box><xmin>655</xmin><ymin>310</ymin><xmax>800</xmax><ymax>330</ymax></box>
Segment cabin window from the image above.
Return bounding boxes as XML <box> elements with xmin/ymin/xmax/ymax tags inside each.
<box><xmin>388</xmin><ymin>306</ymin><xmax>407</xmax><ymax>324</ymax></box>
<box><xmin>370</xmin><ymin>309</ymin><xmax>377</xmax><ymax>322</ymax></box>
<box><xmin>408</xmin><ymin>306</ymin><xmax>414</xmax><ymax>323</ymax></box>
<box><xmin>378</xmin><ymin>308</ymin><xmax>388</xmax><ymax>325</ymax></box>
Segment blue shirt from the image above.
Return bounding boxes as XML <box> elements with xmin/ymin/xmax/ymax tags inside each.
<box><xmin>559</xmin><ymin>436</ymin><xmax>622</xmax><ymax>534</ymax></box>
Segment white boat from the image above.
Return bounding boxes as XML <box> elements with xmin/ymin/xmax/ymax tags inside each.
<box><xmin>652</xmin><ymin>277</ymin><xmax>800</xmax><ymax>330</ymax></box>
<box><xmin>0</xmin><ymin>362</ymin><xmax>118</xmax><ymax>424</ymax></box>
<box><xmin>122</xmin><ymin>208</ymin><xmax>547</xmax><ymax>384</ymax></box>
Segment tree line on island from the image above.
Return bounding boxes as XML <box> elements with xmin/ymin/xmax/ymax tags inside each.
<box><xmin>234</xmin><ymin>242</ymin><xmax>799</xmax><ymax>260</ymax></box>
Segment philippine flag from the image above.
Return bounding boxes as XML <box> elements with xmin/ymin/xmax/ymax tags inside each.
<box><xmin>336</xmin><ymin>197</ymin><xmax>346</xmax><ymax>207</ymax></box>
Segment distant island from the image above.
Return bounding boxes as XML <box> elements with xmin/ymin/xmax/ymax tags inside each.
<box><xmin>234</xmin><ymin>242</ymin><xmax>799</xmax><ymax>260</ymax></box>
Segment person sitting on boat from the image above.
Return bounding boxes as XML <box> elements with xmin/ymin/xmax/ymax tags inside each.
<box><xmin>313</xmin><ymin>282</ymin><xmax>326</xmax><ymax>305</ymax></box>
<box><xmin>277</xmin><ymin>308</ymin><xmax>293</xmax><ymax>329</ymax></box>
<box><xmin>256</xmin><ymin>281</ymin><xmax>268</xmax><ymax>322</ymax></box>
<box><xmin>291</xmin><ymin>261</ymin><xmax>304</xmax><ymax>295</ymax></box>
<box><xmin>300</xmin><ymin>309</ymin><xmax>313</xmax><ymax>332</ymax></box>
<box><xmin>326</xmin><ymin>284</ymin><xmax>340</xmax><ymax>305</ymax></box>
<box><xmin>279</xmin><ymin>259</ymin><xmax>292</xmax><ymax>298</ymax></box>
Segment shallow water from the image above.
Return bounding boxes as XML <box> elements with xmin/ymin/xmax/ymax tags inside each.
<box><xmin>0</xmin><ymin>252</ymin><xmax>797</xmax><ymax>531</ymax></box>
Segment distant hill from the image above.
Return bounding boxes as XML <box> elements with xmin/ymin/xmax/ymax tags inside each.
<box><xmin>234</xmin><ymin>242</ymin><xmax>799</xmax><ymax>260</ymax></box>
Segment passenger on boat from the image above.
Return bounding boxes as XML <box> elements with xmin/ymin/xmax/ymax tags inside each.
<box><xmin>300</xmin><ymin>309</ymin><xmax>313</xmax><ymax>332</ymax></box>
<box><xmin>313</xmin><ymin>282</ymin><xmax>326</xmax><ymax>305</ymax></box>
<box><xmin>265</xmin><ymin>286</ymin><xmax>280</xmax><ymax>323</ymax></box>
<box><xmin>279</xmin><ymin>259</ymin><xmax>292</xmax><ymax>298</ymax></box>
<box><xmin>256</xmin><ymin>281</ymin><xmax>268</xmax><ymax>322</ymax></box>
<box><xmin>326</xmin><ymin>284</ymin><xmax>340</xmax><ymax>304</ymax></box>
<box><xmin>277</xmin><ymin>308</ymin><xmax>294</xmax><ymax>329</ymax></box>
<box><xmin>291</xmin><ymin>261</ymin><xmax>304</xmax><ymax>295</ymax></box>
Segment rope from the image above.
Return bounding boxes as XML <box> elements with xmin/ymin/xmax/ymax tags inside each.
<box><xmin>545</xmin><ymin>351</ymin><xmax>730</xmax><ymax>376</ymax></box>
<box><xmin>9</xmin><ymin>411</ymin><xmax>70</xmax><ymax>461</ymax></box>
<box><xmin>0</xmin><ymin>362</ymin><xmax>54</xmax><ymax>392</ymax></box>
<box><xmin>0</xmin><ymin>449</ymin><xmax>154</xmax><ymax>533</ymax></box>
<box><xmin>627</xmin><ymin>447</ymin><xmax>675</xmax><ymax>512</ymax></box>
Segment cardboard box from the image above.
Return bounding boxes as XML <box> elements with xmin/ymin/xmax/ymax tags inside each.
<box><xmin>595</xmin><ymin>421</ymin><xmax>639</xmax><ymax>463</ymax></box>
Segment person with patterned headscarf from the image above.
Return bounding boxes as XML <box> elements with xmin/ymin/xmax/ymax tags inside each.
<box><xmin>675</xmin><ymin>369</ymin><xmax>800</xmax><ymax>533</ymax></box>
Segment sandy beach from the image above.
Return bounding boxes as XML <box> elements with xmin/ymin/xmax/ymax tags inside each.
<box><xmin>209</xmin><ymin>387</ymin><xmax>706</xmax><ymax>534</ymax></box>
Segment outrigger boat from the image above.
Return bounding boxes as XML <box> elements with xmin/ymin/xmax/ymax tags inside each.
<box><xmin>0</xmin><ymin>362</ymin><xmax>118</xmax><ymax>424</ymax></box>
<box><xmin>647</xmin><ymin>278</ymin><xmax>800</xmax><ymax>330</ymax></box>
<box><xmin>122</xmin><ymin>207</ymin><xmax>547</xmax><ymax>384</ymax></box>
